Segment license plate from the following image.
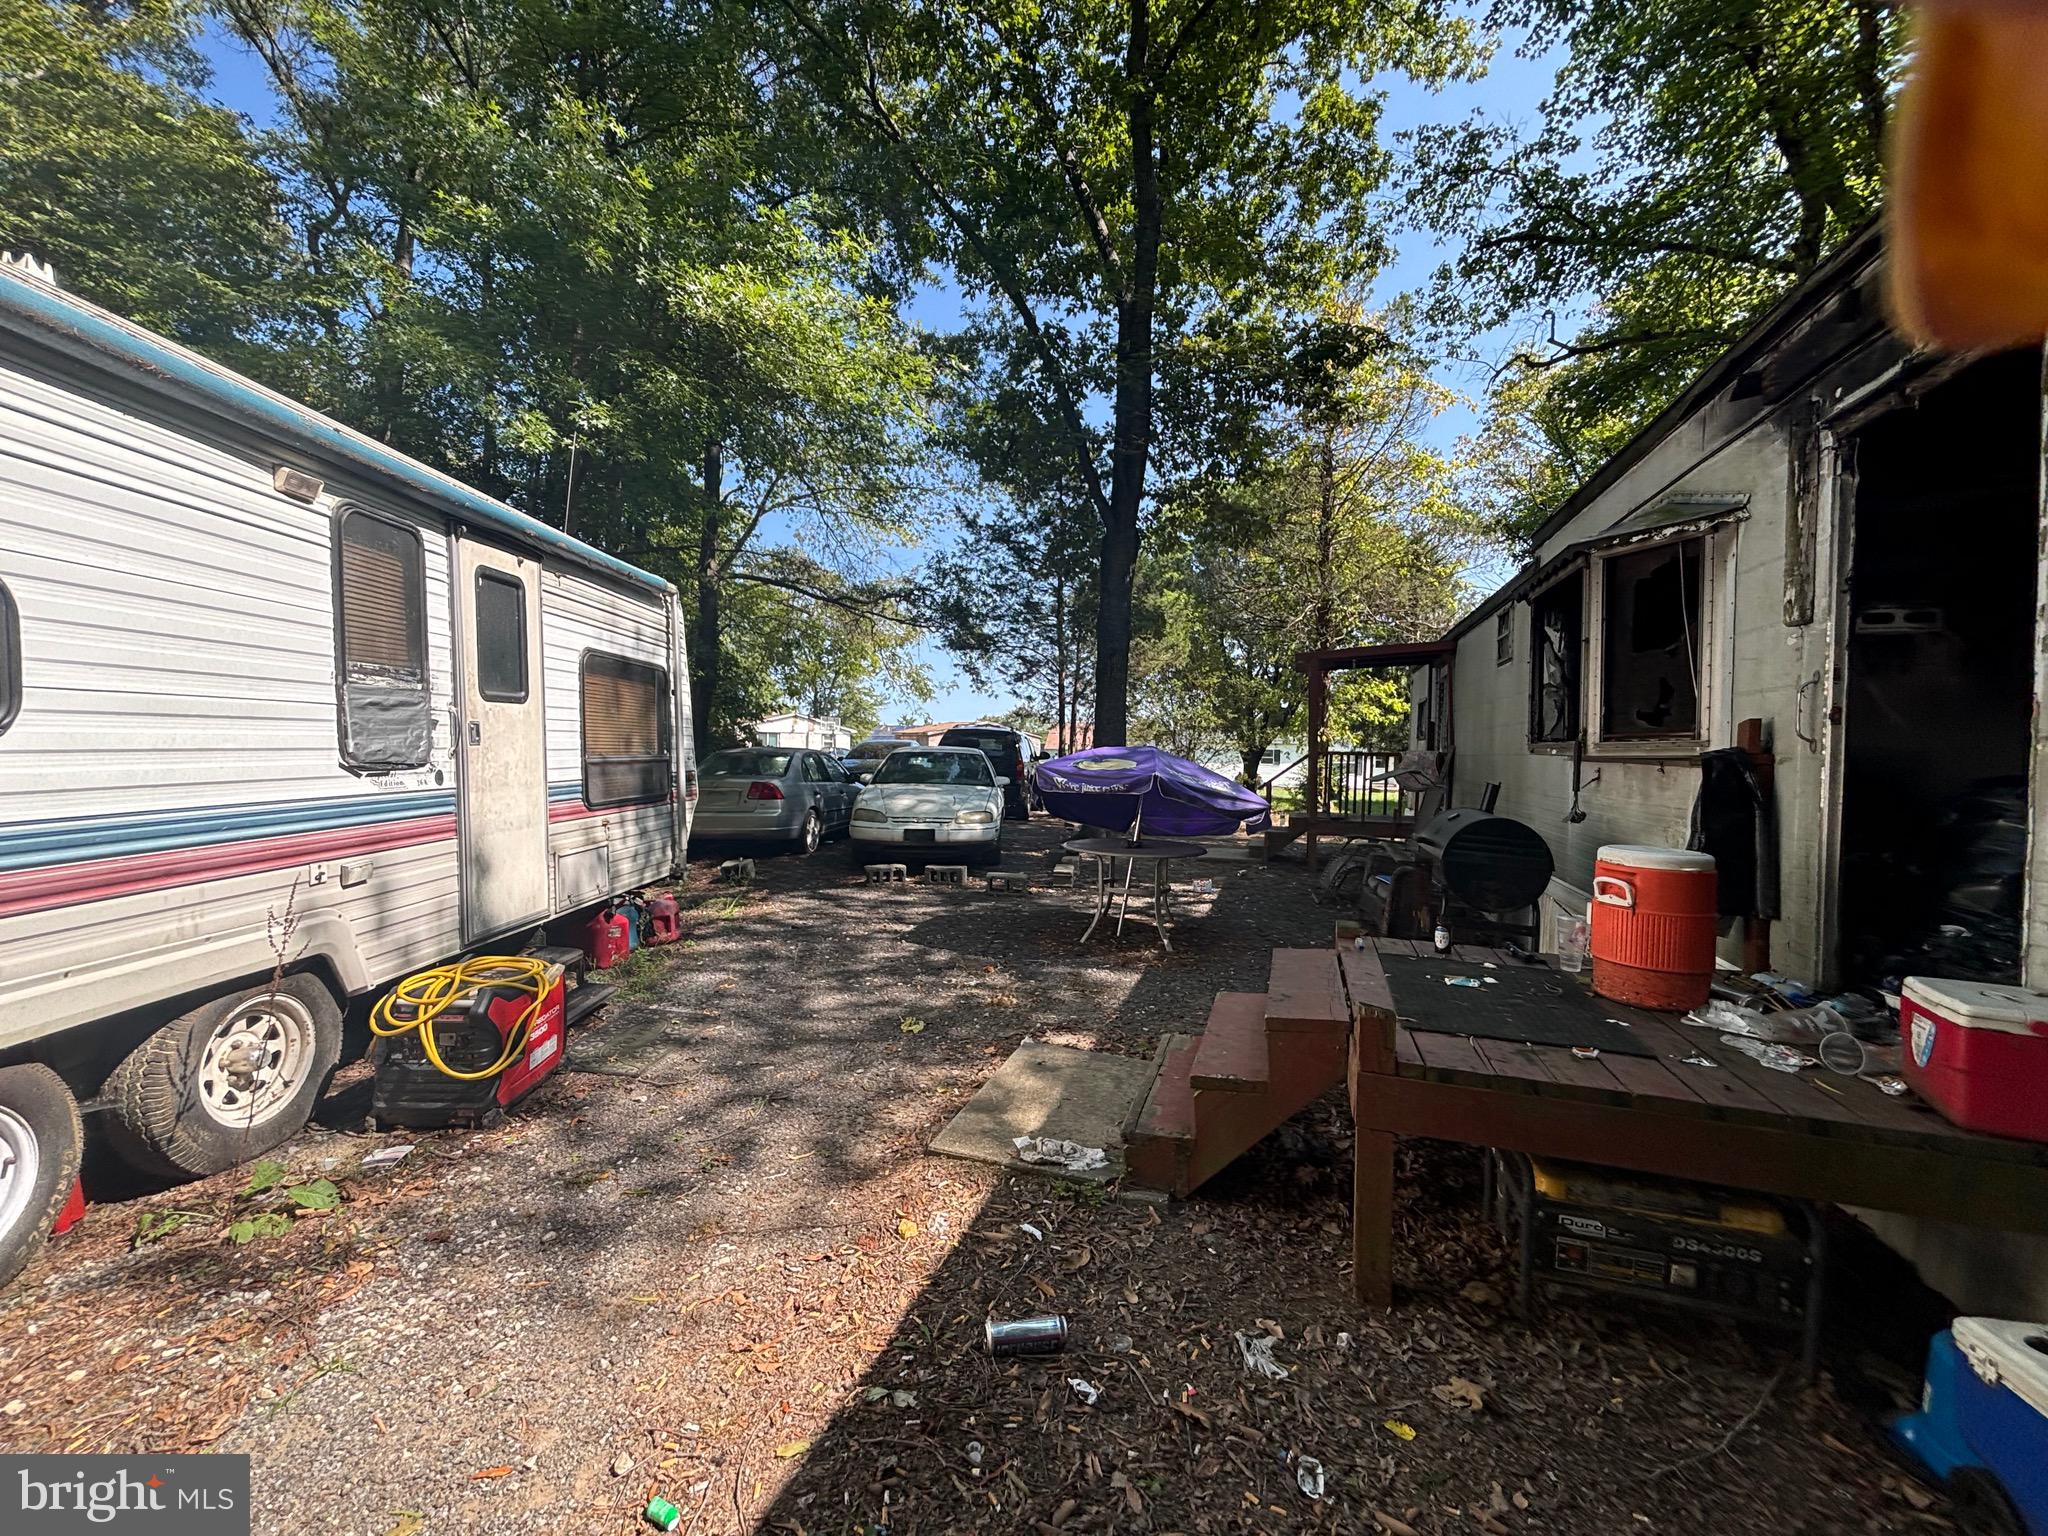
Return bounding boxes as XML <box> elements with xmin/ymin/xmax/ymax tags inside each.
<box><xmin>904</xmin><ymin>827</ymin><xmax>936</xmax><ymax>844</ymax></box>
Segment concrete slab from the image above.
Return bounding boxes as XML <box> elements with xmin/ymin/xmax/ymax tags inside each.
<box><xmin>929</xmin><ymin>1041</ymin><xmax>1157</xmax><ymax>1184</ymax></box>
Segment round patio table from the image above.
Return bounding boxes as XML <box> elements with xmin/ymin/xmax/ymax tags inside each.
<box><xmin>1064</xmin><ymin>836</ymin><xmax>1208</xmax><ymax>952</ymax></box>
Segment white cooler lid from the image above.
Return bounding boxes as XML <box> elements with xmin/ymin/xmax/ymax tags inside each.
<box><xmin>1954</xmin><ymin>1316</ymin><xmax>2048</xmax><ymax>1421</ymax></box>
<box><xmin>1596</xmin><ymin>844</ymin><xmax>1716</xmax><ymax>872</ymax></box>
<box><xmin>1903</xmin><ymin>977</ymin><xmax>2048</xmax><ymax>1034</ymax></box>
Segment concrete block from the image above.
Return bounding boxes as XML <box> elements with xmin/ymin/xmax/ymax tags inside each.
<box><xmin>1049</xmin><ymin>861</ymin><xmax>1078</xmax><ymax>885</ymax></box>
<box><xmin>864</xmin><ymin>863</ymin><xmax>908</xmax><ymax>883</ymax></box>
<box><xmin>924</xmin><ymin>864</ymin><xmax>969</xmax><ymax>886</ymax></box>
<box><xmin>717</xmin><ymin>858</ymin><xmax>756</xmax><ymax>884</ymax></box>
<box><xmin>985</xmin><ymin>870</ymin><xmax>1034</xmax><ymax>893</ymax></box>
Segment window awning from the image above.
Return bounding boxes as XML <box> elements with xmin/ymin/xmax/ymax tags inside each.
<box><xmin>1510</xmin><ymin>494</ymin><xmax>1750</xmax><ymax>601</ymax></box>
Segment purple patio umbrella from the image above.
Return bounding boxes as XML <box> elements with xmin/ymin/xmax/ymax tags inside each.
<box><xmin>1035</xmin><ymin>746</ymin><xmax>1270</xmax><ymax>841</ymax></box>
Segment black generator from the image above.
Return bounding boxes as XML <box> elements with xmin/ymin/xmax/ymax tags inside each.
<box><xmin>1487</xmin><ymin>1151</ymin><xmax>1827</xmax><ymax>1375</ymax></box>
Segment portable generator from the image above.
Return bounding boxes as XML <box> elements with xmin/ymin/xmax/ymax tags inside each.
<box><xmin>369</xmin><ymin>957</ymin><xmax>568</xmax><ymax>1128</ymax></box>
<box><xmin>1487</xmin><ymin>1151</ymin><xmax>1826</xmax><ymax>1374</ymax></box>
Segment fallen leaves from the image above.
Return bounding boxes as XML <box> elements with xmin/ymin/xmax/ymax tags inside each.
<box><xmin>1381</xmin><ymin>1419</ymin><xmax>1417</xmax><ymax>1442</ymax></box>
<box><xmin>1432</xmin><ymin>1375</ymin><xmax>1488</xmax><ymax>1413</ymax></box>
<box><xmin>469</xmin><ymin>1465</ymin><xmax>514</xmax><ymax>1481</ymax></box>
<box><xmin>774</xmin><ymin>1440</ymin><xmax>811</xmax><ymax>1460</ymax></box>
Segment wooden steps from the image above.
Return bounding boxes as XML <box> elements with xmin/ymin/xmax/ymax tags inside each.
<box><xmin>1190</xmin><ymin>994</ymin><xmax>1269</xmax><ymax>1091</ymax></box>
<box><xmin>1124</xmin><ymin>950</ymin><xmax>1352</xmax><ymax>1198</ymax></box>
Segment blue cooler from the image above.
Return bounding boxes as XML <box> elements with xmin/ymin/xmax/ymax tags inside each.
<box><xmin>1893</xmin><ymin>1317</ymin><xmax>2048</xmax><ymax>1535</ymax></box>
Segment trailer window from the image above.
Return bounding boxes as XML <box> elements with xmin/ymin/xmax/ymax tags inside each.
<box><xmin>1597</xmin><ymin>538</ymin><xmax>1703</xmax><ymax>741</ymax></box>
<box><xmin>473</xmin><ymin>569</ymin><xmax>528</xmax><ymax>703</ymax></box>
<box><xmin>0</xmin><ymin>579</ymin><xmax>19</xmax><ymax>735</ymax></box>
<box><xmin>581</xmin><ymin>652</ymin><xmax>671</xmax><ymax>808</ymax></box>
<box><xmin>334</xmin><ymin>508</ymin><xmax>431</xmax><ymax>770</ymax></box>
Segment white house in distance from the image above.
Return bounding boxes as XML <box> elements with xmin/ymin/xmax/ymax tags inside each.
<box><xmin>746</xmin><ymin>712</ymin><xmax>852</xmax><ymax>752</ymax></box>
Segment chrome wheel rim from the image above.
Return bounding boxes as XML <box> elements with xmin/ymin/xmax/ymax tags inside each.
<box><xmin>803</xmin><ymin>812</ymin><xmax>821</xmax><ymax>853</ymax></box>
<box><xmin>0</xmin><ymin>1106</ymin><xmax>42</xmax><ymax>1239</ymax></box>
<box><xmin>197</xmin><ymin>993</ymin><xmax>313</xmax><ymax>1129</ymax></box>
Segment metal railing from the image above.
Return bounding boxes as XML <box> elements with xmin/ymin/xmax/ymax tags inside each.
<box><xmin>1318</xmin><ymin>750</ymin><xmax>1417</xmax><ymax>822</ymax></box>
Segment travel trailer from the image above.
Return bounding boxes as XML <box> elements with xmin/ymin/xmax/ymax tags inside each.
<box><xmin>0</xmin><ymin>263</ymin><xmax>694</xmax><ymax>1279</ymax></box>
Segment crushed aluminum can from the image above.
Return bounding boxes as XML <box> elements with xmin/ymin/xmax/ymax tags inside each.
<box><xmin>984</xmin><ymin>1315</ymin><xmax>1069</xmax><ymax>1356</ymax></box>
<box><xmin>644</xmin><ymin>1496</ymin><xmax>682</xmax><ymax>1532</ymax></box>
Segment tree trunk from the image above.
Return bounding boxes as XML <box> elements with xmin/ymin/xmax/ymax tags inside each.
<box><xmin>1092</xmin><ymin>0</ymin><xmax>1159</xmax><ymax>748</ymax></box>
<box><xmin>1053</xmin><ymin>579</ymin><xmax>1069</xmax><ymax>753</ymax></box>
<box><xmin>689</xmin><ymin>437</ymin><xmax>723</xmax><ymax>758</ymax></box>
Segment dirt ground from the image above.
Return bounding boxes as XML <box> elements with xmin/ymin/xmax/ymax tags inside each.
<box><xmin>0</xmin><ymin>819</ymin><xmax>1955</xmax><ymax>1535</ymax></box>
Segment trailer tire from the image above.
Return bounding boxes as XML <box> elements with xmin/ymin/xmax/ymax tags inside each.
<box><xmin>101</xmin><ymin>975</ymin><xmax>343</xmax><ymax>1179</ymax></box>
<box><xmin>0</xmin><ymin>1064</ymin><xmax>83</xmax><ymax>1291</ymax></box>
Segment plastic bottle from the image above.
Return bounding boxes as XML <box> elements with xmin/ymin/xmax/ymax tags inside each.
<box><xmin>1433</xmin><ymin>921</ymin><xmax>1451</xmax><ymax>952</ymax></box>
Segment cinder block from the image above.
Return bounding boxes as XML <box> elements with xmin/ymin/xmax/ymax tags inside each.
<box><xmin>985</xmin><ymin>870</ymin><xmax>1034</xmax><ymax>893</ymax></box>
<box><xmin>924</xmin><ymin>864</ymin><xmax>969</xmax><ymax>886</ymax></box>
<box><xmin>1049</xmin><ymin>861</ymin><xmax>1078</xmax><ymax>885</ymax></box>
<box><xmin>864</xmin><ymin>863</ymin><xmax>908</xmax><ymax>883</ymax></box>
<box><xmin>717</xmin><ymin>858</ymin><xmax>756</xmax><ymax>884</ymax></box>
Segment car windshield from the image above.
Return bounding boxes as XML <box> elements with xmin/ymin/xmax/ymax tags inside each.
<box><xmin>703</xmin><ymin>750</ymin><xmax>792</xmax><ymax>778</ymax></box>
<box><xmin>943</xmin><ymin>733</ymin><xmax>1017</xmax><ymax>760</ymax></box>
<box><xmin>873</xmin><ymin>750</ymin><xmax>992</xmax><ymax>786</ymax></box>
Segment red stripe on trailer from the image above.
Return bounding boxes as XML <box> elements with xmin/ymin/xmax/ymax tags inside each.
<box><xmin>0</xmin><ymin>814</ymin><xmax>458</xmax><ymax>919</ymax></box>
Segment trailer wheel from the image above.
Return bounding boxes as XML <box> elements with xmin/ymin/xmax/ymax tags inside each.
<box><xmin>0</xmin><ymin>1065</ymin><xmax>83</xmax><ymax>1290</ymax></box>
<box><xmin>102</xmin><ymin>975</ymin><xmax>343</xmax><ymax>1178</ymax></box>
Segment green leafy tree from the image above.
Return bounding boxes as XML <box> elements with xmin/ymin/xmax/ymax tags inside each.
<box><xmin>0</xmin><ymin>0</ymin><xmax>302</xmax><ymax>357</ymax></box>
<box><xmin>216</xmin><ymin>0</ymin><xmax>934</xmax><ymax>749</ymax></box>
<box><xmin>1136</xmin><ymin>331</ymin><xmax>1472</xmax><ymax>782</ymax></box>
<box><xmin>777</xmin><ymin>0</ymin><xmax>1478</xmax><ymax>743</ymax></box>
<box><xmin>1410</xmin><ymin>0</ymin><xmax>1905</xmax><ymax>543</ymax></box>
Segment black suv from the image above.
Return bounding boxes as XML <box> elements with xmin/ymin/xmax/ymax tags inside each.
<box><xmin>938</xmin><ymin>725</ymin><xmax>1037</xmax><ymax>819</ymax></box>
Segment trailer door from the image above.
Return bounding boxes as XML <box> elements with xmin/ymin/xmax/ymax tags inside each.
<box><xmin>454</xmin><ymin>536</ymin><xmax>549</xmax><ymax>941</ymax></box>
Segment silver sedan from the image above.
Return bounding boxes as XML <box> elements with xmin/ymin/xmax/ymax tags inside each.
<box><xmin>691</xmin><ymin>748</ymin><xmax>857</xmax><ymax>854</ymax></box>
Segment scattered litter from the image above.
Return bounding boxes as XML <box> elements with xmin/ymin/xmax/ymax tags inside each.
<box><xmin>1382</xmin><ymin>1419</ymin><xmax>1417</xmax><ymax>1441</ymax></box>
<box><xmin>1018</xmin><ymin>1222</ymin><xmax>1045</xmax><ymax>1242</ymax></box>
<box><xmin>1570</xmin><ymin>1046</ymin><xmax>1600</xmax><ymax>1060</ymax></box>
<box><xmin>1234</xmin><ymin>1330</ymin><xmax>1290</xmax><ymax>1380</ymax></box>
<box><xmin>1334</xmin><ymin>1332</ymin><xmax>1354</xmax><ymax>1352</ymax></box>
<box><xmin>1681</xmin><ymin>1054</ymin><xmax>1719</xmax><ymax>1067</ymax></box>
<box><xmin>1296</xmin><ymin>1456</ymin><xmax>1326</xmax><ymax>1499</ymax></box>
<box><xmin>1718</xmin><ymin>1034</ymin><xmax>1818</xmax><ymax>1073</ymax></box>
<box><xmin>929</xmin><ymin>1212</ymin><xmax>952</xmax><ymax>1236</ymax></box>
<box><xmin>1012</xmin><ymin>1136</ymin><xmax>1108</xmax><ymax>1173</ymax></box>
<box><xmin>984</xmin><ymin>1315</ymin><xmax>1069</xmax><ymax>1355</ymax></box>
<box><xmin>1874</xmin><ymin>1075</ymin><xmax>1911</xmax><ymax>1096</ymax></box>
<box><xmin>1483</xmin><ymin>977</ymin><xmax>1500</xmax><ymax>985</ymax></box>
<box><xmin>361</xmin><ymin>1144</ymin><xmax>415</xmax><ymax>1170</ymax></box>
<box><xmin>773</xmin><ymin>1440</ymin><xmax>810</xmax><ymax>1459</ymax></box>
<box><xmin>1108</xmin><ymin>1333</ymin><xmax>1133</xmax><ymax>1354</ymax></box>
<box><xmin>1443</xmin><ymin>976</ymin><xmax>1485</xmax><ymax>989</ymax></box>
<box><xmin>612</xmin><ymin>1452</ymin><xmax>635</xmax><ymax>1477</ymax></box>
<box><xmin>896</xmin><ymin>1218</ymin><xmax>919</xmax><ymax>1240</ymax></box>
<box><xmin>1190</xmin><ymin>878</ymin><xmax>1217</xmax><ymax>894</ymax></box>
<box><xmin>1353</xmin><ymin>935</ymin><xmax>1368</xmax><ymax>951</ymax></box>
<box><xmin>1067</xmin><ymin>1377</ymin><xmax>1101</xmax><ymax>1406</ymax></box>
<box><xmin>644</xmin><ymin>1495</ymin><xmax>682</xmax><ymax>1532</ymax></box>
<box><xmin>965</xmin><ymin>1441</ymin><xmax>985</xmax><ymax>1468</ymax></box>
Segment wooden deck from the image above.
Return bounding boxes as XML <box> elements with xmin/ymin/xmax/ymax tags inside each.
<box><xmin>1341</xmin><ymin>935</ymin><xmax>2048</xmax><ymax>1308</ymax></box>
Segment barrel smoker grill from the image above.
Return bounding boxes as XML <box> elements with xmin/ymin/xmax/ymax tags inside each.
<box><xmin>1357</xmin><ymin>808</ymin><xmax>1556</xmax><ymax>946</ymax></box>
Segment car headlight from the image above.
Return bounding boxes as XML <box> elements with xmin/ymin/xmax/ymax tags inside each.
<box><xmin>954</xmin><ymin>809</ymin><xmax>995</xmax><ymax>826</ymax></box>
<box><xmin>852</xmin><ymin>807</ymin><xmax>888</xmax><ymax>824</ymax></box>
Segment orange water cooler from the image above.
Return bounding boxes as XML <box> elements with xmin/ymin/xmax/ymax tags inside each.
<box><xmin>1590</xmin><ymin>845</ymin><xmax>1718</xmax><ymax>1011</ymax></box>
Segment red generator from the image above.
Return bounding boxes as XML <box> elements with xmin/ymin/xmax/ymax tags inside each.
<box><xmin>1901</xmin><ymin>977</ymin><xmax>2048</xmax><ymax>1142</ymax></box>
<box><xmin>580</xmin><ymin>906</ymin><xmax>632</xmax><ymax>970</ymax></box>
<box><xmin>644</xmin><ymin>893</ymin><xmax>681</xmax><ymax>945</ymax></box>
<box><xmin>371</xmin><ymin>960</ymin><xmax>567</xmax><ymax>1128</ymax></box>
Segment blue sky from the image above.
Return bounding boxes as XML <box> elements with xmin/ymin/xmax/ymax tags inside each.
<box><xmin>194</xmin><ymin>13</ymin><xmax>1561</xmax><ymax>728</ymax></box>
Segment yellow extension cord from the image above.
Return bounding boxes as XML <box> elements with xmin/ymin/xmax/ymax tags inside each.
<box><xmin>368</xmin><ymin>955</ymin><xmax>554</xmax><ymax>1081</ymax></box>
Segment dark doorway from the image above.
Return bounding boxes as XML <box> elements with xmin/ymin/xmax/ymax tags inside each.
<box><xmin>1837</xmin><ymin>349</ymin><xmax>2039</xmax><ymax>987</ymax></box>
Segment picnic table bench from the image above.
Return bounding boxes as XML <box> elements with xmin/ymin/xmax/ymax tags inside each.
<box><xmin>1340</xmin><ymin>935</ymin><xmax>2048</xmax><ymax>1308</ymax></box>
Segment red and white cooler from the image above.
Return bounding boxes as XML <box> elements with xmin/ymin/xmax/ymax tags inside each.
<box><xmin>1901</xmin><ymin>977</ymin><xmax>2048</xmax><ymax>1142</ymax></box>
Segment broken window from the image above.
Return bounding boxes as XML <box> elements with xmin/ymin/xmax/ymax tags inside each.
<box><xmin>1598</xmin><ymin>539</ymin><xmax>1703</xmax><ymax>740</ymax></box>
<box><xmin>1528</xmin><ymin>575</ymin><xmax>1583</xmax><ymax>744</ymax></box>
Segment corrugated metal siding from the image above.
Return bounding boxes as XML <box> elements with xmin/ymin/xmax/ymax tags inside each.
<box><xmin>0</xmin><ymin>355</ymin><xmax>464</xmax><ymax>1043</ymax></box>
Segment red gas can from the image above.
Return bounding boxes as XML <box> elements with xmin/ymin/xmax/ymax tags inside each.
<box><xmin>579</xmin><ymin>907</ymin><xmax>631</xmax><ymax>970</ymax></box>
<box><xmin>1901</xmin><ymin>977</ymin><xmax>2048</xmax><ymax>1142</ymax></box>
<box><xmin>1590</xmin><ymin>844</ymin><xmax>1718</xmax><ymax>1011</ymax></box>
<box><xmin>644</xmin><ymin>893</ymin><xmax>681</xmax><ymax>945</ymax></box>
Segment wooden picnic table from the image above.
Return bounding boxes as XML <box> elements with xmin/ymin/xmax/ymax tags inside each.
<box><xmin>1341</xmin><ymin>935</ymin><xmax>2048</xmax><ymax>1308</ymax></box>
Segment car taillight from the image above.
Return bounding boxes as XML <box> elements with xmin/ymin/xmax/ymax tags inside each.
<box><xmin>746</xmin><ymin>780</ymin><xmax>784</xmax><ymax>801</ymax></box>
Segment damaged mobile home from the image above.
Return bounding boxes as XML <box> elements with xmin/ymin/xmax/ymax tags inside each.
<box><xmin>0</xmin><ymin>261</ymin><xmax>694</xmax><ymax>1278</ymax></box>
<box><xmin>1415</xmin><ymin>223</ymin><xmax>2048</xmax><ymax>1315</ymax></box>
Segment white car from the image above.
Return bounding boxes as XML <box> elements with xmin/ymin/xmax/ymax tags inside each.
<box><xmin>849</xmin><ymin>746</ymin><xmax>1008</xmax><ymax>865</ymax></box>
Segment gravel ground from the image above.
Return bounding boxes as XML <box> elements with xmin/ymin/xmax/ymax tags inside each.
<box><xmin>0</xmin><ymin>819</ymin><xmax>1951</xmax><ymax>1534</ymax></box>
